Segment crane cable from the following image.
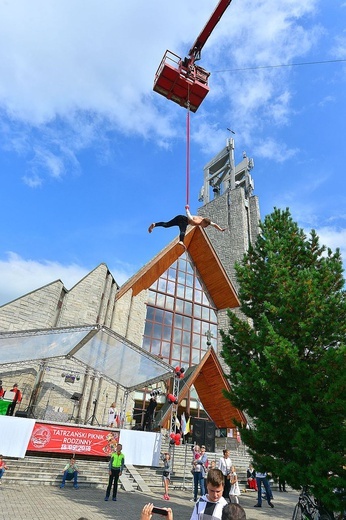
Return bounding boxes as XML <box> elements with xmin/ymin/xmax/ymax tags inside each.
<box><xmin>186</xmin><ymin>87</ymin><xmax>191</xmax><ymax>208</ymax></box>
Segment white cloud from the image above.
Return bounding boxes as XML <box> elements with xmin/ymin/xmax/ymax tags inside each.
<box><xmin>315</xmin><ymin>226</ymin><xmax>346</xmax><ymax>253</ymax></box>
<box><xmin>314</xmin><ymin>226</ymin><xmax>346</xmax><ymax>272</ymax></box>
<box><xmin>253</xmin><ymin>138</ymin><xmax>298</xmax><ymax>162</ymax></box>
<box><xmin>0</xmin><ymin>1</ymin><xmax>326</xmax><ymax>171</ymax></box>
<box><xmin>0</xmin><ymin>252</ymin><xmax>133</xmax><ymax>307</ymax></box>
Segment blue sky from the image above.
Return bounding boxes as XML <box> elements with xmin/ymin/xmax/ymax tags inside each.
<box><xmin>1</xmin><ymin>0</ymin><xmax>346</xmax><ymax>306</ymax></box>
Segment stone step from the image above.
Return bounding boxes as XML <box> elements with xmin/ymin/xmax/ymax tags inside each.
<box><xmin>3</xmin><ymin>440</ymin><xmax>253</xmax><ymax>493</ymax></box>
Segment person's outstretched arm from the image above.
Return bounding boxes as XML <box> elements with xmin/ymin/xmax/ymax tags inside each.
<box><xmin>210</xmin><ymin>222</ymin><xmax>227</xmax><ymax>231</ymax></box>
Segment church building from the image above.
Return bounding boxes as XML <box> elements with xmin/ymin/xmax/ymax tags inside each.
<box><xmin>0</xmin><ymin>138</ymin><xmax>260</xmax><ymax>444</ymax></box>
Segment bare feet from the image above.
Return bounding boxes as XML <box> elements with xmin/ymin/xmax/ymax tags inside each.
<box><xmin>178</xmin><ymin>241</ymin><xmax>187</xmax><ymax>250</ymax></box>
<box><xmin>148</xmin><ymin>223</ymin><xmax>155</xmax><ymax>233</ymax></box>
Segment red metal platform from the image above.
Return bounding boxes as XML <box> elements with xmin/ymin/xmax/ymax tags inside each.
<box><xmin>153</xmin><ymin>50</ymin><xmax>210</xmax><ymax>112</ymax></box>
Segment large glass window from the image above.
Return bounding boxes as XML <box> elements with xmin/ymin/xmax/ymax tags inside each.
<box><xmin>142</xmin><ymin>252</ymin><xmax>218</xmax><ymax>365</ymax></box>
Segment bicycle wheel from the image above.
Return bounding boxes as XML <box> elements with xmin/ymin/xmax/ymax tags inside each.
<box><xmin>292</xmin><ymin>503</ymin><xmax>304</xmax><ymax>520</ymax></box>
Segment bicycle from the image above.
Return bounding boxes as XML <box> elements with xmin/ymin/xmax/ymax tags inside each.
<box><xmin>292</xmin><ymin>487</ymin><xmax>334</xmax><ymax>520</ymax></box>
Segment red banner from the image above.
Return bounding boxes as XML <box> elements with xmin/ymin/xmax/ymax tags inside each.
<box><xmin>27</xmin><ymin>422</ymin><xmax>120</xmax><ymax>456</ymax></box>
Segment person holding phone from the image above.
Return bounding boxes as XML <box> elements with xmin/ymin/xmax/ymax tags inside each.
<box><xmin>140</xmin><ymin>503</ymin><xmax>173</xmax><ymax>519</ymax></box>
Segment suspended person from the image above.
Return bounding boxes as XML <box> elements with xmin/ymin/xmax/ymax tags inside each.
<box><xmin>148</xmin><ymin>205</ymin><xmax>226</xmax><ymax>249</ymax></box>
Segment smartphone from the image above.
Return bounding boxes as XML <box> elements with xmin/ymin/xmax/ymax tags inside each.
<box><xmin>152</xmin><ymin>506</ymin><xmax>169</xmax><ymax>516</ymax></box>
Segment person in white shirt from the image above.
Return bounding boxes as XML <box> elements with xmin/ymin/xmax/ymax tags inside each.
<box><xmin>218</xmin><ymin>449</ymin><xmax>232</xmax><ymax>499</ymax></box>
<box><xmin>190</xmin><ymin>468</ymin><xmax>228</xmax><ymax>520</ymax></box>
<box><xmin>108</xmin><ymin>402</ymin><xmax>117</xmax><ymax>427</ymax></box>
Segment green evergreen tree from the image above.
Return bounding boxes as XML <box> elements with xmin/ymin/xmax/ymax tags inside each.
<box><xmin>221</xmin><ymin>208</ymin><xmax>346</xmax><ymax>511</ymax></box>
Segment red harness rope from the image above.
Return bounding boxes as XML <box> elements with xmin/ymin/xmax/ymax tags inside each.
<box><xmin>186</xmin><ymin>96</ymin><xmax>191</xmax><ymax>208</ymax></box>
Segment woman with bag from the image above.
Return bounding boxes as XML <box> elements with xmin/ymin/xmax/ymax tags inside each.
<box><xmin>229</xmin><ymin>465</ymin><xmax>241</xmax><ymax>504</ymax></box>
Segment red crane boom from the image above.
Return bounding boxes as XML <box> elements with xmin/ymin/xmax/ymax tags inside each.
<box><xmin>188</xmin><ymin>0</ymin><xmax>233</xmax><ymax>65</ymax></box>
<box><xmin>153</xmin><ymin>0</ymin><xmax>233</xmax><ymax>112</ymax></box>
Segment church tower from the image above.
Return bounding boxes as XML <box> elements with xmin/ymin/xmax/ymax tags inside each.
<box><xmin>197</xmin><ymin>136</ymin><xmax>260</xmax><ymax>290</ymax></box>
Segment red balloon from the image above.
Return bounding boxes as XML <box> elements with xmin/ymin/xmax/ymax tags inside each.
<box><xmin>174</xmin><ymin>433</ymin><xmax>181</xmax><ymax>440</ymax></box>
<box><xmin>167</xmin><ymin>393</ymin><xmax>177</xmax><ymax>404</ymax></box>
<box><xmin>170</xmin><ymin>433</ymin><xmax>175</xmax><ymax>439</ymax></box>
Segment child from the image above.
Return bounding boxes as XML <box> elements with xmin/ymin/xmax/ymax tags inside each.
<box><xmin>0</xmin><ymin>455</ymin><xmax>9</xmax><ymax>485</ymax></box>
<box><xmin>162</xmin><ymin>452</ymin><xmax>172</xmax><ymax>500</ymax></box>
<box><xmin>229</xmin><ymin>465</ymin><xmax>241</xmax><ymax>504</ymax></box>
<box><xmin>60</xmin><ymin>457</ymin><xmax>79</xmax><ymax>489</ymax></box>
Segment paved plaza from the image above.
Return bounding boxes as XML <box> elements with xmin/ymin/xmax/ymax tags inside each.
<box><xmin>0</xmin><ymin>482</ymin><xmax>298</xmax><ymax>520</ymax></box>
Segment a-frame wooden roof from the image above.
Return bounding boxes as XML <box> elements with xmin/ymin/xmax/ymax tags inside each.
<box><xmin>179</xmin><ymin>347</ymin><xmax>246</xmax><ymax>429</ymax></box>
<box><xmin>156</xmin><ymin>347</ymin><xmax>246</xmax><ymax>429</ymax></box>
<box><xmin>116</xmin><ymin>226</ymin><xmax>239</xmax><ymax>310</ymax></box>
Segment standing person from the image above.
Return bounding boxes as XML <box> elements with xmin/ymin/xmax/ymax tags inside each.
<box><xmin>0</xmin><ymin>380</ymin><xmax>4</xmax><ymax>399</ymax></box>
<box><xmin>0</xmin><ymin>454</ymin><xmax>9</xmax><ymax>485</ymax></box>
<box><xmin>108</xmin><ymin>402</ymin><xmax>117</xmax><ymax>427</ymax></box>
<box><xmin>105</xmin><ymin>443</ymin><xmax>125</xmax><ymax>501</ymax></box>
<box><xmin>162</xmin><ymin>452</ymin><xmax>172</xmax><ymax>500</ymax></box>
<box><xmin>221</xmin><ymin>503</ymin><xmax>247</xmax><ymax>520</ymax></box>
<box><xmin>204</xmin><ymin>459</ymin><xmax>215</xmax><ymax>491</ymax></box>
<box><xmin>254</xmin><ymin>471</ymin><xmax>274</xmax><ymax>508</ymax></box>
<box><xmin>190</xmin><ymin>468</ymin><xmax>227</xmax><ymax>520</ymax></box>
<box><xmin>218</xmin><ymin>449</ymin><xmax>232</xmax><ymax>500</ymax></box>
<box><xmin>278</xmin><ymin>476</ymin><xmax>287</xmax><ymax>492</ymax></box>
<box><xmin>229</xmin><ymin>465</ymin><xmax>241</xmax><ymax>504</ymax></box>
<box><xmin>192</xmin><ymin>444</ymin><xmax>201</xmax><ymax>460</ymax></box>
<box><xmin>60</xmin><ymin>457</ymin><xmax>79</xmax><ymax>489</ymax></box>
<box><xmin>142</xmin><ymin>395</ymin><xmax>157</xmax><ymax>431</ymax></box>
<box><xmin>191</xmin><ymin>445</ymin><xmax>208</xmax><ymax>502</ymax></box>
<box><xmin>246</xmin><ymin>463</ymin><xmax>257</xmax><ymax>491</ymax></box>
<box><xmin>148</xmin><ymin>205</ymin><xmax>226</xmax><ymax>248</ymax></box>
<box><xmin>6</xmin><ymin>383</ymin><xmax>22</xmax><ymax>416</ymax></box>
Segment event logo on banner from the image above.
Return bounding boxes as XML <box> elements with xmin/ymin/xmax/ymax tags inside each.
<box><xmin>27</xmin><ymin>423</ymin><xmax>120</xmax><ymax>456</ymax></box>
